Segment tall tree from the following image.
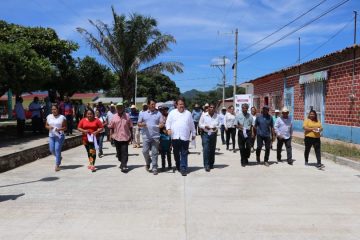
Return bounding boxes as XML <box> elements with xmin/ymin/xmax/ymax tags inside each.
<box><xmin>77</xmin><ymin>6</ymin><xmax>183</xmax><ymax>102</ymax></box>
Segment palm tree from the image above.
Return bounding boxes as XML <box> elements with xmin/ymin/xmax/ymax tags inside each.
<box><xmin>77</xmin><ymin>7</ymin><xmax>183</xmax><ymax>102</ymax></box>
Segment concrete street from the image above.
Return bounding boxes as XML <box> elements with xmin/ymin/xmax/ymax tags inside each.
<box><xmin>0</xmin><ymin>136</ymin><xmax>359</xmax><ymax>240</ymax></box>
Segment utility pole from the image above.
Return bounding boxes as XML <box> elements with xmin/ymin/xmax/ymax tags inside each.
<box><xmin>211</xmin><ymin>56</ymin><xmax>227</xmax><ymax>107</ymax></box>
<box><xmin>351</xmin><ymin>11</ymin><xmax>357</xmax><ymax>100</ymax></box>
<box><xmin>233</xmin><ymin>28</ymin><xmax>238</xmax><ymax>106</ymax></box>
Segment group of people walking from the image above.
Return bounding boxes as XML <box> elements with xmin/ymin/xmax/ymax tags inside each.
<box><xmin>43</xmin><ymin>96</ymin><xmax>325</xmax><ymax>174</ymax></box>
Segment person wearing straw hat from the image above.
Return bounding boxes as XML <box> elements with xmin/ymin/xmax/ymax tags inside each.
<box><xmin>108</xmin><ymin>102</ymin><xmax>133</xmax><ymax>172</ymax></box>
<box><xmin>274</xmin><ymin>107</ymin><xmax>293</xmax><ymax>165</ymax></box>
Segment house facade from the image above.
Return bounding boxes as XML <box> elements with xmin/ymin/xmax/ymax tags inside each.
<box><xmin>248</xmin><ymin>45</ymin><xmax>360</xmax><ymax>143</ymax></box>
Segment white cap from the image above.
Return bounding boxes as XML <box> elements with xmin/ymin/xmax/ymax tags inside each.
<box><xmin>275</xmin><ymin>109</ymin><xmax>280</xmax><ymax>113</ymax></box>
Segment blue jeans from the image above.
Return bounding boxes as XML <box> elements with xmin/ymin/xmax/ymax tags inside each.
<box><xmin>98</xmin><ymin>132</ymin><xmax>105</xmax><ymax>152</ymax></box>
<box><xmin>172</xmin><ymin>139</ymin><xmax>190</xmax><ymax>171</ymax></box>
<box><xmin>142</xmin><ymin>136</ymin><xmax>160</xmax><ymax>169</ymax></box>
<box><xmin>201</xmin><ymin>133</ymin><xmax>217</xmax><ymax>168</ymax></box>
<box><xmin>49</xmin><ymin>134</ymin><xmax>65</xmax><ymax>166</ymax></box>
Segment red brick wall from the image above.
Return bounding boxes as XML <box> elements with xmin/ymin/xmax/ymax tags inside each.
<box><xmin>324</xmin><ymin>59</ymin><xmax>360</xmax><ymax>126</ymax></box>
<box><xmin>252</xmin><ymin>47</ymin><xmax>360</xmax><ymax>127</ymax></box>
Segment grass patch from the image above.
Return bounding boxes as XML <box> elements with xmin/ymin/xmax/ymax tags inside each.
<box><xmin>293</xmin><ymin>137</ymin><xmax>360</xmax><ymax>162</ymax></box>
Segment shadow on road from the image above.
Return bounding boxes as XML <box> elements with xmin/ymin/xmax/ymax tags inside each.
<box><xmin>61</xmin><ymin>165</ymin><xmax>84</xmax><ymax>170</ymax></box>
<box><xmin>96</xmin><ymin>165</ymin><xmax>117</xmax><ymax>170</ymax></box>
<box><xmin>0</xmin><ymin>177</ymin><xmax>59</xmax><ymax>188</ymax></box>
<box><xmin>0</xmin><ymin>193</ymin><xmax>25</xmax><ymax>202</ymax></box>
<box><xmin>127</xmin><ymin>165</ymin><xmax>145</xmax><ymax>172</ymax></box>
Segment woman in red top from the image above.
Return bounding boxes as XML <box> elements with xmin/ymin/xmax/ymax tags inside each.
<box><xmin>78</xmin><ymin>109</ymin><xmax>103</xmax><ymax>172</ymax></box>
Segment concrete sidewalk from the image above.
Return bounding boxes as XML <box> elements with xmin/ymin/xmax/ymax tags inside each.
<box><xmin>0</xmin><ymin>136</ymin><xmax>359</xmax><ymax>240</ymax></box>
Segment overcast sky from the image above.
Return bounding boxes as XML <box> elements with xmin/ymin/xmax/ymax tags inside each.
<box><xmin>1</xmin><ymin>0</ymin><xmax>359</xmax><ymax>92</ymax></box>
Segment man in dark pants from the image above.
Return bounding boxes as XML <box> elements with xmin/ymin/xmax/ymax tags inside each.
<box><xmin>235</xmin><ymin>103</ymin><xmax>253</xmax><ymax>167</ymax></box>
<box><xmin>274</xmin><ymin>107</ymin><xmax>293</xmax><ymax>165</ymax></box>
<box><xmin>199</xmin><ymin>103</ymin><xmax>219</xmax><ymax>172</ymax></box>
<box><xmin>254</xmin><ymin>105</ymin><xmax>274</xmax><ymax>167</ymax></box>
<box><xmin>219</xmin><ymin>107</ymin><xmax>226</xmax><ymax>145</ymax></box>
<box><xmin>108</xmin><ymin>102</ymin><xmax>133</xmax><ymax>173</ymax></box>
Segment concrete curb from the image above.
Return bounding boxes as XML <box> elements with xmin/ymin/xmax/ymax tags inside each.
<box><xmin>292</xmin><ymin>142</ymin><xmax>360</xmax><ymax>171</ymax></box>
<box><xmin>0</xmin><ymin>135</ymin><xmax>82</xmax><ymax>173</ymax></box>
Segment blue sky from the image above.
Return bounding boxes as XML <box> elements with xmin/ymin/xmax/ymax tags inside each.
<box><xmin>1</xmin><ymin>0</ymin><xmax>359</xmax><ymax>93</ymax></box>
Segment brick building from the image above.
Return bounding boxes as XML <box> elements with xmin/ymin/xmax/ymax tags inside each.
<box><xmin>246</xmin><ymin>45</ymin><xmax>360</xmax><ymax>143</ymax></box>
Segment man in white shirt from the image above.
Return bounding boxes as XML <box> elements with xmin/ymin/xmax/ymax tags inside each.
<box><xmin>199</xmin><ymin>103</ymin><xmax>220</xmax><ymax>172</ymax></box>
<box><xmin>274</xmin><ymin>107</ymin><xmax>293</xmax><ymax>165</ymax></box>
<box><xmin>166</xmin><ymin>97</ymin><xmax>196</xmax><ymax>176</ymax></box>
<box><xmin>15</xmin><ymin>97</ymin><xmax>26</xmax><ymax>137</ymax></box>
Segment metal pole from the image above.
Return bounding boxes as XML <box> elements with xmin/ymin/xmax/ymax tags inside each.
<box><xmin>134</xmin><ymin>72</ymin><xmax>138</xmax><ymax>106</ymax></box>
<box><xmin>7</xmin><ymin>89</ymin><xmax>12</xmax><ymax>120</ymax></box>
<box><xmin>233</xmin><ymin>28</ymin><xmax>238</xmax><ymax>106</ymax></box>
<box><xmin>223</xmin><ymin>56</ymin><xmax>226</xmax><ymax>107</ymax></box>
<box><xmin>351</xmin><ymin>11</ymin><xmax>357</xmax><ymax>100</ymax></box>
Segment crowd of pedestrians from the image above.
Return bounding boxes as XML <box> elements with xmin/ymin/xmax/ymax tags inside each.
<box><xmin>14</xmin><ymin>94</ymin><xmax>325</xmax><ymax>173</ymax></box>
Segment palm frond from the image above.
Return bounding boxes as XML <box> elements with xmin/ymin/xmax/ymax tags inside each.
<box><xmin>140</xmin><ymin>61</ymin><xmax>184</xmax><ymax>74</ymax></box>
<box><xmin>139</xmin><ymin>35</ymin><xmax>176</xmax><ymax>64</ymax></box>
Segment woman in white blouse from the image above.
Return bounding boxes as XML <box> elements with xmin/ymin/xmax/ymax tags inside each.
<box><xmin>45</xmin><ymin>104</ymin><xmax>67</xmax><ymax>171</ymax></box>
<box><xmin>224</xmin><ymin>105</ymin><xmax>237</xmax><ymax>152</ymax></box>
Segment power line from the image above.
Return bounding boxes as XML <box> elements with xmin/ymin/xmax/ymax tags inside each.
<box><xmin>300</xmin><ymin>17</ymin><xmax>354</xmax><ymax>62</ymax></box>
<box><xmin>238</xmin><ymin>0</ymin><xmax>350</xmax><ymax>63</ymax></box>
<box><xmin>241</xmin><ymin>0</ymin><xmax>328</xmax><ymax>51</ymax></box>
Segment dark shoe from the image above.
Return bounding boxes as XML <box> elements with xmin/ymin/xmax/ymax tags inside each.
<box><xmin>233</xmin><ymin>149</ymin><xmax>236</xmax><ymax>153</ymax></box>
<box><xmin>145</xmin><ymin>165</ymin><xmax>150</xmax><ymax>172</ymax></box>
<box><xmin>277</xmin><ymin>159</ymin><xmax>282</xmax><ymax>162</ymax></box>
<box><xmin>168</xmin><ymin>166</ymin><xmax>172</xmax><ymax>171</ymax></box>
<box><xmin>153</xmin><ymin>169</ymin><xmax>158</xmax><ymax>175</ymax></box>
<box><xmin>241</xmin><ymin>164</ymin><xmax>246</xmax><ymax>167</ymax></box>
<box><xmin>264</xmin><ymin>162</ymin><xmax>270</xmax><ymax>167</ymax></box>
<box><xmin>205</xmin><ymin>166</ymin><xmax>210</xmax><ymax>172</ymax></box>
<box><xmin>288</xmin><ymin>161</ymin><xmax>293</xmax><ymax>165</ymax></box>
<box><xmin>316</xmin><ymin>163</ymin><xmax>324</xmax><ymax>169</ymax></box>
<box><xmin>226</xmin><ymin>147</ymin><xmax>229</xmax><ymax>150</ymax></box>
<box><xmin>181</xmin><ymin>170</ymin><xmax>187</xmax><ymax>176</ymax></box>
<box><xmin>161</xmin><ymin>167</ymin><xmax>166</xmax><ymax>172</ymax></box>
<box><xmin>305</xmin><ymin>161</ymin><xmax>309</xmax><ymax>166</ymax></box>
<box><xmin>256</xmin><ymin>156</ymin><xmax>260</xmax><ymax>163</ymax></box>
<box><xmin>210</xmin><ymin>165</ymin><xmax>214</xmax><ymax>169</ymax></box>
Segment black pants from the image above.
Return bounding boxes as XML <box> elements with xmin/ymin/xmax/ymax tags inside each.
<box><xmin>65</xmin><ymin>115</ymin><xmax>73</xmax><ymax>134</ymax></box>
<box><xmin>17</xmin><ymin>118</ymin><xmax>25</xmax><ymax>137</ymax></box>
<box><xmin>31</xmin><ymin>116</ymin><xmax>42</xmax><ymax>133</ymax></box>
<box><xmin>194</xmin><ymin>122</ymin><xmax>199</xmax><ymax>135</ymax></box>
<box><xmin>256</xmin><ymin>135</ymin><xmax>271</xmax><ymax>162</ymax></box>
<box><xmin>304</xmin><ymin>137</ymin><xmax>321</xmax><ymax>164</ymax></box>
<box><xmin>114</xmin><ymin>140</ymin><xmax>129</xmax><ymax>167</ymax></box>
<box><xmin>160</xmin><ymin>149</ymin><xmax>172</xmax><ymax>168</ymax></box>
<box><xmin>250</xmin><ymin>134</ymin><xmax>256</xmax><ymax>149</ymax></box>
<box><xmin>220</xmin><ymin>125</ymin><xmax>225</xmax><ymax>144</ymax></box>
<box><xmin>226</xmin><ymin>128</ymin><xmax>236</xmax><ymax>150</ymax></box>
<box><xmin>238</xmin><ymin>130</ymin><xmax>252</xmax><ymax>165</ymax></box>
<box><xmin>277</xmin><ymin>137</ymin><xmax>292</xmax><ymax>162</ymax></box>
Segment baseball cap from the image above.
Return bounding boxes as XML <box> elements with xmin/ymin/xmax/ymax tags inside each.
<box><xmin>116</xmin><ymin>102</ymin><xmax>123</xmax><ymax>106</ymax></box>
<box><xmin>275</xmin><ymin>109</ymin><xmax>280</xmax><ymax>113</ymax></box>
<box><xmin>130</xmin><ymin>104</ymin><xmax>136</xmax><ymax>109</ymax></box>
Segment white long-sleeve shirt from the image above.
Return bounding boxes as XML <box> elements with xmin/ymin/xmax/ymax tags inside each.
<box><xmin>199</xmin><ymin>112</ymin><xmax>220</xmax><ymax>133</ymax></box>
<box><xmin>224</xmin><ymin>112</ymin><xmax>236</xmax><ymax>128</ymax></box>
<box><xmin>166</xmin><ymin>109</ymin><xmax>195</xmax><ymax>141</ymax></box>
<box><xmin>274</xmin><ymin>117</ymin><xmax>293</xmax><ymax>140</ymax></box>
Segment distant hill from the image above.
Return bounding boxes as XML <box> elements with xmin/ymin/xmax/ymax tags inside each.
<box><xmin>181</xmin><ymin>89</ymin><xmax>203</xmax><ymax>100</ymax></box>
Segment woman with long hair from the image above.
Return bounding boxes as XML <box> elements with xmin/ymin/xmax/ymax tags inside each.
<box><xmin>78</xmin><ymin>109</ymin><xmax>103</xmax><ymax>172</ymax></box>
<box><xmin>45</xmin><ymin>104</ymin><xmax>67</xmax><ymax>171</ymax></box>
<box><xmin>303</xmin><ymin>110</ymin><xmax>323</xmax><ymax>169</ymax></box>
<box><xmin>224</xmin><ymin>105</ymin><xmax>237</xmax><ymax>152</ymax></box>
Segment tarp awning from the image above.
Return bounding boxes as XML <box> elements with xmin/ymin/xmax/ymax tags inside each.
<box><xmin>299</xmin><ymin>70</ymin><xmax>328</xmax><ymax>84</ymax></box>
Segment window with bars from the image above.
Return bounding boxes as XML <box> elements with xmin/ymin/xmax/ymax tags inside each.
<box><xmin>304</xmin><ymin>81</ymin><xmax>323</xmax><ymax>122</ymax></box>
<box><xmin>272</xmin><ymin>95</ymin><xmax>282</xmax><ymax>110</ymax></box>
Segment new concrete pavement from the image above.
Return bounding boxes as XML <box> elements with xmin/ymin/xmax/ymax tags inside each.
<box><xmin>0</xmin><ymin>136</ymin><xmax>359</xmax><ymax>240</ymax></box>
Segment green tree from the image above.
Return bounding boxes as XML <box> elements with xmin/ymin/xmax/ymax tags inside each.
<box><xmin>137</xmin><ymin>73</ymin><xmax>180</xmax><ymax>102</ymax></box>
<box><xmin>77</xmin><ymin>7</ymin><xmax>183</xmax><ymax>102</ymax></box>
<box><xmin>0</xmin><ymin>20</ymin><xmax>79</xmax><ymax>97</ymax></box>
<box><xmin>0</xmin><ymin>42</ymin><xmax>52</xmax><ymax>96</ymax></box>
